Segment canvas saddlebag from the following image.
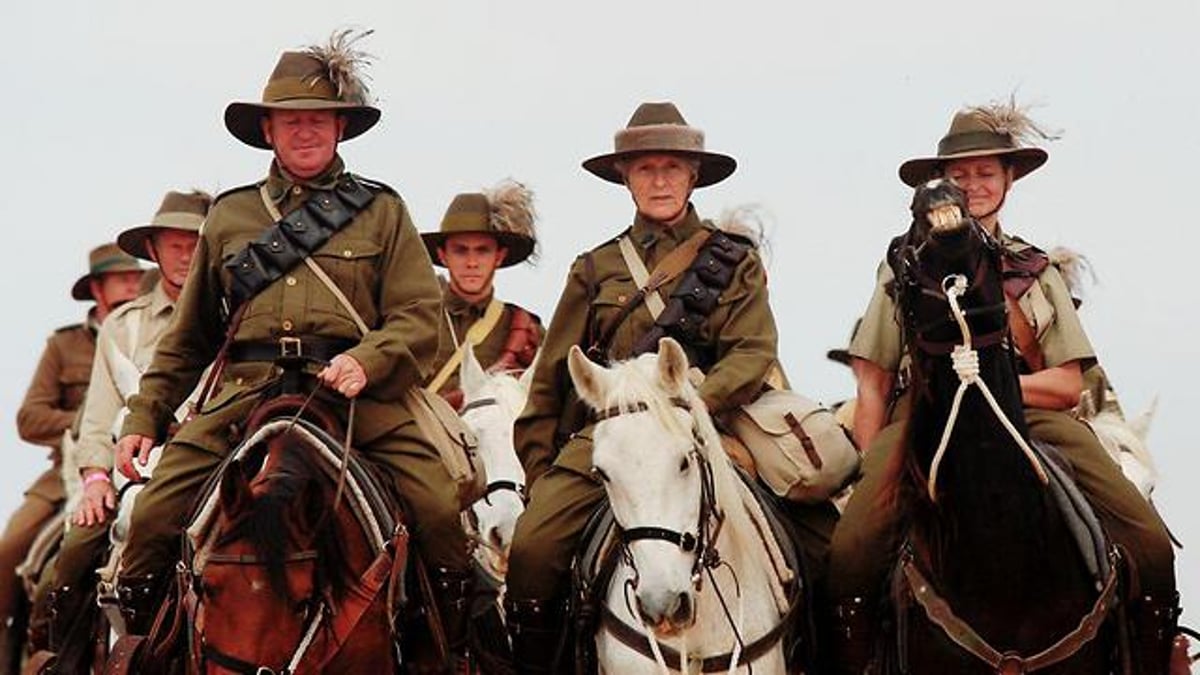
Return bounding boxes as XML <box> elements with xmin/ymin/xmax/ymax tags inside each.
<box><xmin>404</xmin><ymin>386</ymin><xmax>487</xmax><ymax>509</ymax></box>
<box><xmin>730</xmin><ymin>389</ymin><xmax>860</xmax><ymax>503</ymax></box>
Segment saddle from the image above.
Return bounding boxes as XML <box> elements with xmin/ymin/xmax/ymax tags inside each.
<box><xmin>571</xmin><ymin>469</ymin><xmax>810</xmax><ymax>673</ymax></box>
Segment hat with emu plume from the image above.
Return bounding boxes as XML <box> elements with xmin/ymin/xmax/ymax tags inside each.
<box><xmin>118</xmin><ymin>189</ymin><xmax>213</xmax><ymax>261</ymax></box>
<box><xmin>423</xmin><ymin>180</ymin><xmax>539</xmax><ymax>268</ymax></box>
<box><xmin>583</xmin><ymin>101</ymin><xmax>737</xmax><ymax>188</ymax></box>
<box><xmin>898</xmin><ymin>97</ymin><xmax>1061</xmax><ymax>187</ymax></box>
<box><xmin>224</xmin><ymin>29</ymin><xmax>380</xmax><ymax>150</ymax></box>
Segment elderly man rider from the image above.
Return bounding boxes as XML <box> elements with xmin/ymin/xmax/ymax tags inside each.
<box><xmin>505</xmin><ymin>102</ymin><xmax>839</xmax><ymax>673</ymax></box>
<box><xmin>421</xmin><ymin>182</ymin><xmax>543</xmax><ymax>410</ymax></box>
<box><xmin>112</xmin><ymin>37</ymin><xmax>473</xmax><ymax>671</ymax></box>
<box><xmin>3</xmin><ymin>244</ymin><xmax>142</xmax><ymax>669</ymax></box>
<box><xmin>24</xmin><ymin>191</ymin><xmax>209</xmax><ymax>668</ymax></box>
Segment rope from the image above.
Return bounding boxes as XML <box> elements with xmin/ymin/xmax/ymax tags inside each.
<box><xmin>926</xmin><ymin>274</ymin><xmax>1049</xmax><ymax>502</ymax></box>
<box><xmin>285</xmin><ymin>603</ymin><xmax>327</xmax><ymax>674</ymax></box>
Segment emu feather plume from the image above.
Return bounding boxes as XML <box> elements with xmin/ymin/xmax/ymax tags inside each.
<box><xmin>485</xmin><ymin>180</ymin><xmax>539</xmax><ymax>260</ymax></box>
<box><xmin>303</xmin><ymin>28</ymin><xmax>375</xmax><ymax>105</ymax></box>
<box><xmin>966</xmin><ymin>95</ymin><xmax>1062</xmax><ymax>146</ymax></box>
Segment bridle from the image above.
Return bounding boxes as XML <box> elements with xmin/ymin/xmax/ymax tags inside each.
<box><xmin>591</xmin><ymin>396</ymin><xmax>724</xmax><ymax>588</ymax></box>
<box><xmin>459</xmin><ymin>395</ymin><xmax>527</xmax><ymax>504</ymax></box>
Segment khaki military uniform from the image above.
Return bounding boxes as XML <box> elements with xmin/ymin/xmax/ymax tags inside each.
<box><xmin>507</xmin><ymin>206</ymin><xmax>839</xmax><ymax>605</ymax></box>
<box><xmin>3</xmin><ymin>318</ymin><xmax>96</xmax><ymax>624</ymax></box>
<box><xmin>431</xmin><ymin>283</ymin><xmax>543</xmax><ymax>405</ymax></box>
<box><xmin>119</xmin><ymin>157</ymin><xmax>467</xmax><ymax>582</ymax></box>
<box><xmin>33</xmin><ymin>282</ymin><xmax>190</xmax><ymax>626</ymax></box>
<box><xmin>828</xmin><ymin>231</ymin><xmax>1175</xmax><ymax>600</ymax></box>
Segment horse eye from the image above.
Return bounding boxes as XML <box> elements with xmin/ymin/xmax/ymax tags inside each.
<box><xmin>679</xmin><ymin>456</ymin><xmax>690</xmax><ymax>473</ymax></box>
<box><xmin>591</xmin><ymin>467</ymin><xmax>610</xmax><ymax>483</ymax></box>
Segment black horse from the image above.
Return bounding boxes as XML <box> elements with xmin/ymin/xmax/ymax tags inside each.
<box><xmin>880</xmin><ymin>179</ymin><xmax>1118</xmax><ymax>673</ymax></box>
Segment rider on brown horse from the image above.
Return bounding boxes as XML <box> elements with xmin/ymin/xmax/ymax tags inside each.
<box><xmin>111</xmin><ymin>31</ymin><xmax>475</xmax><ymax>673</ymax></box>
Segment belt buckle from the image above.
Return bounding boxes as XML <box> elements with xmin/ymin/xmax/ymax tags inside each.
<box><xmin>279</xmin><ymin>336</ymin><xmax>302</xmax><ymax>360</ymax></box>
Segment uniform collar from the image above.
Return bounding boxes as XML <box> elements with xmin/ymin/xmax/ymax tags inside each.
<box><xmin>85</xmin><ymin>308</ymin><xmax>101</xmax><ymax>335</ymax></box>
<box><xmin>629</xmin><ymin>204</ymin><xmax>703</xmax><ymax>251</ymax></box>
<box><xmin>264</xmin><ymin>155</ymin><xmax>346</xmax><ymax>201</ymax></box>
<box><xmin>147</xmin><ymin>279</ymin><xmax>176</xmax><ymax>317</ymax></box>
<box><xmin>443</xmin><ymin>280</ymin><xmax>494</xmax><ymax>319</ymax></box>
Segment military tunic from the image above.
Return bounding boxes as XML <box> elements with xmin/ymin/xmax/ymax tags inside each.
<box><xmin>828</xmin><ymin>229</ymin><xmax>1175</xmax><ymax>600</ymax></box>
<box><xmin>507</xmin><ymin>206</ymin><xmax>838</xmax><ymax>604</ymax></box>
<box><xmin>3</xmin><ymin>317</ymin><xmax>96</xmax><ymax>623</ymax></box>
<box><xmin>119</xmin><ymin>157</ymin><xmax>467</xmax><ymax>580</ymax></box>
<box><xmin>432</xmin><ymin>282</ymin><xmax>543</xmax><ymax>407</ymax></box>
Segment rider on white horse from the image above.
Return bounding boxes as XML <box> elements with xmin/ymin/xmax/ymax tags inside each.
<box><xmin>505</xmin><ymin>101</ymin><xmax>840</xmax><ymax>673</ymax></box>
<box><xmin>27</xmin><ymin>191</ymin><xmax>209</xmax><ymax>666</ymax></box>
<box><xmin>421</xmin><ymin>182</ymin><xmax>543</xmax><ymax>411</ymax></box>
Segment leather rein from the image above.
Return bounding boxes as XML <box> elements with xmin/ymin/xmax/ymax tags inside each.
<box><xmin>591</xmin><ymin>396</ymin><xmax>795</xmax><ymax>672</ymax></box>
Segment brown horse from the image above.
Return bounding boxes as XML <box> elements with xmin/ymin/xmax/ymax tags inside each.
<box><xmin>185</xmin><ymin>402</ymin><xmax>408</xmax><ymax>674</ymax></box>
<box><xmin>881</xmin><ymin>179</ymin><xmax>1117</xmax><ymax>673</ymax></box>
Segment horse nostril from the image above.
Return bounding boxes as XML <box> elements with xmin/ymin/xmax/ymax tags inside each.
<box><xmin>672</xmin><ymin>592</ymin><xmax>694</xmax><ymax>626</ymax></box>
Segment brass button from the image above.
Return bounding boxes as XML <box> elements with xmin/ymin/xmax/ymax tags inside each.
<box><xmin>234</xmin><ymin>377</ymin><xmax>244</xmax><ymax>386</ymax></box>
<box><xmin>285</xmin><ymin>276</ymin><xmax>297</xmax><ymax>286</ymax></box>
<box><xmin>291</xmin><ymin>186</ymin><xmax>302</xmax><ymax>196</ymax></box>
<box><xmin>282</xmin><ymin>319</ymin><xmax>294</xmax><ymax>331</ymax></box>
<box><xmin>617</xmin><ymin>294</ymin><xmax>627</xmax><ymax>303</ymax></box>
<box><xmin>342</xmin><ymin>249</ymin><xmax>353</xmax><ymax>258</ymax></box>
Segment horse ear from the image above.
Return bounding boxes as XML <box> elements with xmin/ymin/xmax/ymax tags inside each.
<box><xmin>657</xmin><ymin>338</ymin><xmax>690</xmax><ymax>394</ymax></box>
<box><xmin>460</xmin><ymin>343</ymin><xmax>488</xmax><ymax>398</ymax></box>
<box><xmin>567</xmin><ymin>345</ymin><xmax>609</xmax><ymax>409</ymax></box>
<box><xmin>219</xmin><ymin>460</ymin><xmax>253</xmax><ymax>514</ymax></box>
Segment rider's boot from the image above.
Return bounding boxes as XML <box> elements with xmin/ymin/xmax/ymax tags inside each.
<box><xmin>1129</xmin><ymin>591</ymin><xmax>1181</xmax><ymax>675</ymax></box>
<box><xmin>505</xmin><ymin>597</ymin><xmax>566</xmax><ymax>675</ymax></box>
<box><xmin>46</xmin><ymin>584</ymin><xmax>96</xmax><ymax>674</ymax></box>
<box><xmin>432</xmin><ymin>567</ymin><xmax>473</xmax><ymax>674</ymax></box>
<box><xmin>114</xmin><ymin>573</ymin><xmax>164</xmax><ymax>636</ymax></box>
<box><xmin>827</xmin><ymin>595</ymin><xmax>877</xmax><ymax>675</ymax></box>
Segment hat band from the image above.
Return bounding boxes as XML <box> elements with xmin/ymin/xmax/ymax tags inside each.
<box><xmin>938</xmin><ymin>130</ymin><xmax>1017</xmax><ymax>157</ymax></box>
<box><xmin>614</xmin><ymin>124</ymin><xmax>706</xmax><ymax>155</ymax></box>
<box><xmin>262</xmin><ymin>75</ymin><xmax>340</xmax><ymax>104</ymax></box>
<box><xmin>440</xmin><ymin>212</ymin><xmax>493</xmax><ymax>234</ymax></box>
<box><xmin>149</xmin><ymin>211</ymin><xmax>206</xmax><ymax>230</ymax></box>
<box><xmin>91</xmin><ymin>255</ymin><xmax>139</xmax><ymax>275</ymax></box>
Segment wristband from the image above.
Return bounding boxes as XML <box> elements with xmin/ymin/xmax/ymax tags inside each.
<box><xmin>83</xmin><ymin>471</ymin><xmax>112</xmax><ymax>487</ymax></box>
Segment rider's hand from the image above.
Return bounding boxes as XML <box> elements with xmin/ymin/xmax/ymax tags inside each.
<box><xmin>116</xmin><ymin>434</ymin><xmax>155</xmax><ymax>480</ymax></box>
<box><xmin>74</xmin><ymin>469</ymin><xmax>116</xmax><ymax>527</ymax></box>
<box><xmin>318</xmin><ymin>354</ymin><xmax>368</xmax><ymax>399</ymax></box>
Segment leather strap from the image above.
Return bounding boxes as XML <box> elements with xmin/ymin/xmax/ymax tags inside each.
<box><xmin>1006</xmin><ymin>294</ymin><xmax>1046</xmax><ymax>372</ymax></box>
<box><xmin>426</xmin><ymin>298</ymin><xmax>505</xmax><ymax>393</ymax></box>
<box><xmin>617</xmin><ymin>231</ymin><xmax>712</xmax><ymax>321</ymax></box>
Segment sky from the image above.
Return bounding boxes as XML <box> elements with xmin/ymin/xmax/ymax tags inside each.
<box><xmin>1</xmin><ymin>0</ymin><xmax>1196</xmax><ymax>626</ymax></box>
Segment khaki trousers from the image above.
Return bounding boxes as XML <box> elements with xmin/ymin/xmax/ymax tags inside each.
<box><xmin>827</xmin><ymin>407</ymin><xmax>1176</xmax><ymax>600</ymax></box>
<box><xmin>507</xmin><ymin>429</ymin><xmax>839</xmax><ymax>605</ymax></box>
<box><xmin>121</xmin><ymin>394</ymin><xmax>469</xmax><ymax>582</ymax></box>
<box><xmin>0</xmin><ymin>469</ymin><xmax>63</xmax><ymax>622</ymax></box>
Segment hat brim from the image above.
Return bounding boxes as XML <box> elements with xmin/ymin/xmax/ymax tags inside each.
<box><xmin>421</xmin><ymin>232</ymin><xmax>536</xmax><ymax>269</ymax></box>
<box><xmin>224</xmin><ymin>100</ymin><xmax>382</xmax><ymax>150</ymax></box>
<box><xmin>582</xmin><ymin>150</ymin><xmax>737</xmax><ymax>188</ymax></box>
<box><xmin>70</xmin><ymin>262</ymin><xmax>145</xmax><ymax>301</ymax></box>
<box><xmin>117</xmin><ymin>224</ymin><xmax>199</xmax><ymax>261</ymax></box>
<box><xmin>898</xmin><ymin>147</ymin><xmax>1047</xmax><ymax>187</ymax></box>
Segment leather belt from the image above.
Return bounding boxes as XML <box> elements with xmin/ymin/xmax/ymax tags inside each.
<box><xmin>228</xmin><ymin>337</ymin><xmax>357</xmax><ymax>365</ymax></box>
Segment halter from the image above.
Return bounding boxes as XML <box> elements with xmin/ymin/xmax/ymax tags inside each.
<box><xmin>460</xmin><ymin>395</ymin><xmax>527</xmax><ymax>504</ymax></box>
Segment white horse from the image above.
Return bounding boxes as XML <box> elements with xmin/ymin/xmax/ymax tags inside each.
<box><xmin>568</xmin><ymin>338</ymin><xmax>796</xmax><ymax>675</ymax></box>
<box><xmin>458</xmin><ymin>344</ymin><xmax>532</xmax><ymax>581</ymax></box>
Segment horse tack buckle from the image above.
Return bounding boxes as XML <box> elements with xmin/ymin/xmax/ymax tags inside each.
<box><xmin>279</xmin><ymin>336</ymin><xmax>302</xmax><ymax>360</ymax></box>
<box><xmin>996</xmin><ymin>652</ymin><xmax>1027</xmax><ymax>675</ymax></box>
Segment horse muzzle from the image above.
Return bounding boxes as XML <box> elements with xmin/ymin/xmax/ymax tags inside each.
<box><xmin>636</xmin><ymin>588</ymin><xmax>696</xmax><ymax>635</ymax></box>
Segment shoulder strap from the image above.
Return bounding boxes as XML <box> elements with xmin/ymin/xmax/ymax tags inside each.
<box><xmin>618</xmin><ymin>237</ymin><xmax>666</xmax><ymax>319</ymax></box>
<box><xmin>426</xmin><ymin>299</ymin><xmax>505</xmax><ymax>393</ymax></box>
<box><xmin>616</xmin><ymin>231</ymin><xmax>712</xmax><ymax>321</ymax></box>
<box><xmin>223</xmin><ymin>177</ymin><xmax>377</xmax><ymax>310</ymax></box>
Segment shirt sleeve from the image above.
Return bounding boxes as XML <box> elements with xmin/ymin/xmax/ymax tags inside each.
<box><xmin>16</xmin><ymin>336</ymin><xmax>76</xmax><ymax>448</ymax></box>
<box><xmin>74</xmin><ymin>319</ymin><xmax>125</xmax><ymax>470</ymax></box>
<box><xmin>1035</xmin><ymin>264</ymin><xmax>1097</xmax><ymax>370</ymax></box>
<box><xmin>848</xmin><ymin>260</ymin><xmax>903</xmax><ymax>372</ymax></box>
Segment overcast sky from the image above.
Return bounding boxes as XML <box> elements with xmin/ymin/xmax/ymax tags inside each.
<box><xmin>1</xmin><ymin>0</ymin><xmax>1196</xmax><ymax>624</ymax></box>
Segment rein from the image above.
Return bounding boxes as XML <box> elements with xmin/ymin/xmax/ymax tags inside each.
<box><xmin>592</xmin><ymin>395</ymin><xmax>793</xmax><ymax>673</ymax></box>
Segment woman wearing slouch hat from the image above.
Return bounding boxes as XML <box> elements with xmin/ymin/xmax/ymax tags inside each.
<box><xmin>505</xmin><ymin>101</ymin><xmax>838</xmax><ymax>673</ymax></box>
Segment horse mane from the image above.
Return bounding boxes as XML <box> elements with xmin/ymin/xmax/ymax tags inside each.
<box><xmin>218</xmin><ymin>437</ymin><xmax>351</xmax><ymax>602</ymax></box>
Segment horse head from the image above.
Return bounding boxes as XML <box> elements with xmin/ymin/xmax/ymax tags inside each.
<box><xmin>459</xmin><ymin>343</ymin><xmax>530</xmax><ymax>577</ymax></box>
<box><xmin>568</xmin><ymin>338</ymin><xmax>728</xmax><ymax>636</ymax></box>
<box><xmin>194</xmin><ymin>432</ymin><xmax>353</xmax><ymax>673</ymax></box>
